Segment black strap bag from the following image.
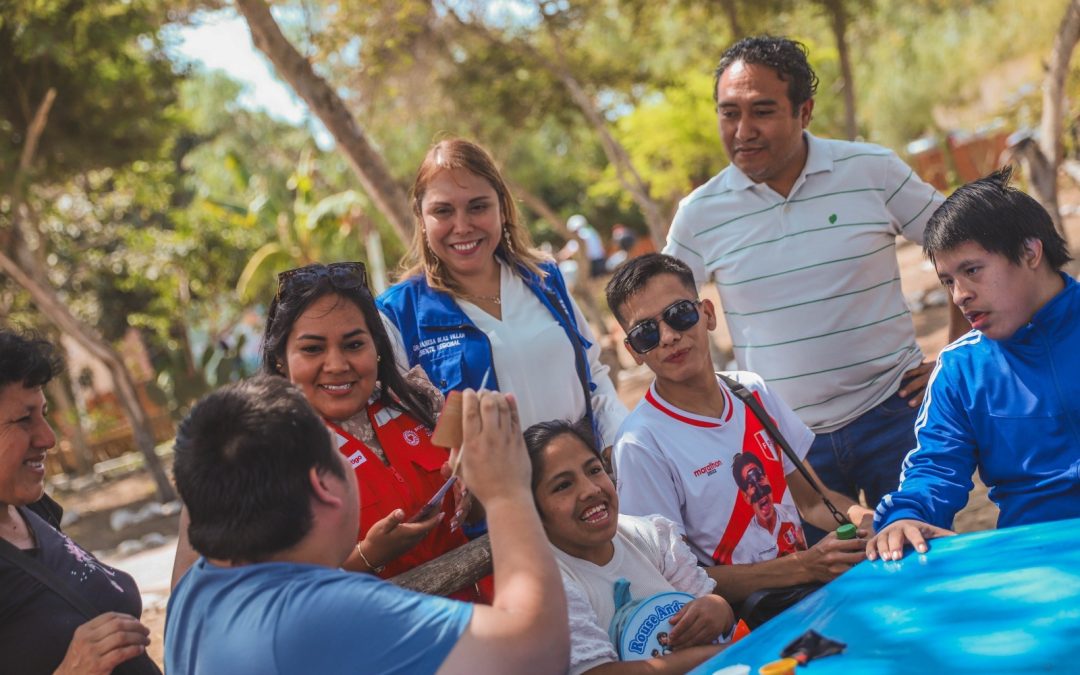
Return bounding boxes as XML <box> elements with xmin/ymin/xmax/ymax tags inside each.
<box><xmin>717</xmin><ymin>374</ymin><xmax>852</xmax><ymax>628</ymax></box>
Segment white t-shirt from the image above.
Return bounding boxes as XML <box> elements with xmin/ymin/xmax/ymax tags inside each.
<box><xmin>614</xmin><ymin>372</ymin><xmax>814</xmax><ymax>567</ymax></box>
<box><xmin>553</xmin><ymin>514</ymin><xmax>716</xmax><ymax>675</ymax></box>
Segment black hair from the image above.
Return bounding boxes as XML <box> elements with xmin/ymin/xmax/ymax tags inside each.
<box><xmin>173</xmin><ymin>375</ymin><xmax>345</xmax><ymax>562</ymax></box>
<box><xmin>731</xmin><ymin>452</ymin><xmax>765</xmax><ymax>492</ymax></box>
<box><xmin>523</xmin><ymin>418</ymin><xmax>598</xmax><ymax>495</ymax></box>
<box><xmin>0</xmin><ymin>328</ymin><xmax>64</xmax><ymax>390</ymax></box>
<box><xmin>261</xmin><ymin>265</ymin><xmax>437</xmax><ymax>430</ymax></box>
<box><xmin>605</xmin><ymin>253</ymin><xmax>698</xmax><ymax>326</ymax></box>
<box><xmin>714</xmin><ymin>35</ymin><xmax>819</xmax><ymax>110</ymax></box>
<box><xmin>924</xmin><ymin>167</ymin><xmax>1072</xmax><ymax>270</ymax></box>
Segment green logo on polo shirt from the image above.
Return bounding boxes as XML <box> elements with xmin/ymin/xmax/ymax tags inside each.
<box><xmin>829</xmin><ymin>213</ymin><xmax>838</xmax><ymax>224</ymax></box>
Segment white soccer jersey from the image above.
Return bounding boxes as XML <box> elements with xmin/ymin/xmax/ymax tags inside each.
<box><xmin>614</xmin><ymin>372</ymin><xmax>815</xmax><ymax>566</ymax></box>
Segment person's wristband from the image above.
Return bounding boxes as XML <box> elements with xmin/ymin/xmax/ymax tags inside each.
<box><xmin>356</xmin><ymin>541</ymin><xmax>385</xmax><ymax>573</ymax></box>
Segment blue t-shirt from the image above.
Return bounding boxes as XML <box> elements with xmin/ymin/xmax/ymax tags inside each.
<box><xmin>166</xmin><ymin>558</ymin><xmax>473</xmax><ymax>674</ymax></box>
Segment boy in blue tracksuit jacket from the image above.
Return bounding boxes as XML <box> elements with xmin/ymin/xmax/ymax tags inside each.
<box><xmin>868</xmin><ymin>168</ymin><xmax>1080</xmax><ymax>561</ymax></box>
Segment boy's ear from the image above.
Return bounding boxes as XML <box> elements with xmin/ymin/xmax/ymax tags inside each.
<box><xmin>702</xmin><ymin>298</ymin><xmax>718</xmax><ymax>331</ymax></box>
<box><xmin>1022</xmin><ymin>238</ymin><xmax>1045</xmax><ymax>269</ymax></box>
<box><xmin>309</xmin><ymin>466</ymin><xmax>344</xmax><ymax>509</ymax></box>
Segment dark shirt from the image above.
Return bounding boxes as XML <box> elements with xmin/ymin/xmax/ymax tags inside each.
<box><xmin>0</xmin><ymin>505</ymin><xmax>143</xmax><ymax>675</ymax></box>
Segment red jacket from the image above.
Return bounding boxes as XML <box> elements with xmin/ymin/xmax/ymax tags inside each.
<box><xmin>327</xmin><ymin>401</ymin><xmax>490</xmax><ymax>601</ymax></box>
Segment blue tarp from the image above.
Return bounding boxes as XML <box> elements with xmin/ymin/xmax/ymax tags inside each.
<box><xmin>693</xmin><ymin>518</ymin><xmax>1080</xmax><ymax>674</ymax></box>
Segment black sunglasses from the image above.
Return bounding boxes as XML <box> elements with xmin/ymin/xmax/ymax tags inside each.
<box><xmin>276</xmin><ymin>262</ymin><xmax>369</xmax><ymax>300</ymax></box>
<box><xmin>624</xmin><ymin>299</ymin><xmax>702</xmax><ymax>354</ymax></box>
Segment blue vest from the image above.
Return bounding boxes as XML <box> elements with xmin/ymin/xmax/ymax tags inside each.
<box><xmin>377</xmin><ymin>260</ymin><xmax>597</xmax><ymax>397</ymax></box>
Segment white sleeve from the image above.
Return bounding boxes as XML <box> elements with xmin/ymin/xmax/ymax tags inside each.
<box><xmin>647</xmin><ymin>515</ymin><xmax>716</xmax><ymax>598</ymax></box>
<box><xmin>663</xmin><ymin>200</ymin><xmax>710</xmax><ymax>287</ymax></box>
<box><xmin>379</xmin><ymin>310</ymin><xmax>411</xmax><ymax>375</ymax></box>
<box><xmin>614</xmin><ymin>432</ymin><xmax>686</xmax><ymax>530</ymax></box>
<box><xmin>569</xmin><ymin>294</ymin><xmax>629</xmax><ymax>448</ymax></box>
<box><xmin>881</xmin><ymin>150</ymin><xmax>945</xmax><ymax>246</ymax></box>
<box><xmin>561</xmin><ymin>572</ymin><xmax>619</xmax><ymax>675</ymax></box>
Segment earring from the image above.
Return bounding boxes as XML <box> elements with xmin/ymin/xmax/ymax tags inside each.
<box><xmin>377</xmin><ymin>355</ymin><xmax>382</xmax><ymax>363</ymax></box>
<box><xmin>503</xmin><ymin>225</ymin><xmax>513</xmax><ymax>251</ymax></box>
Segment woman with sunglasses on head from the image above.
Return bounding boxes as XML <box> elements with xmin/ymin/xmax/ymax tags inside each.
<box><xmin>1</xmin><ymin>329</ymin><xmax>161</xmax><ymax>675</ymax></box>
<box><xmin>171</xmin><ymin>262</ymin><xmax>489</xmax><ymax>601</ymax></box>
<box><xmin>525</xmin><ymin>418</ymin><xmax>735</xmax><ymax>674</ymax></box>
<box><xmin>378</xmin><ymin>139</ymin><xmax>627</xmax><ymax>473</ymax></box>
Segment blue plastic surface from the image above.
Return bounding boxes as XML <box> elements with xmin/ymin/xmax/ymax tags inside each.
<box><xmin>692</xmin><ymin>518</ymin><xmax>1080</xmax><ymax>674</ymax></box>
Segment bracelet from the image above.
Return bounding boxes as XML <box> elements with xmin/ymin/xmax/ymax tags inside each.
<box><xmin>356</xmin><ymin>541</ymin><xmax>385</xmax><ymax>574</ymax></box>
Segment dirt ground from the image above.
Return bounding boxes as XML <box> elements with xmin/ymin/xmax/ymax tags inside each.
<box><xmin>53</xmin><ymin>186</ymin><xmax>1080</xmax><ymax>670</ymax></box>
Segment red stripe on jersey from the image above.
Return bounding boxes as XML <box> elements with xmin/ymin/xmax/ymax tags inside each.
<box><xmin>712</xmin><ymin>391</ymin><xmax>792</xmax><ymax>564</ymax></box>
<box><xmin>644</xmin><ymin>387</ymin><xmax>727</xmax><ymax>427</ymax></box>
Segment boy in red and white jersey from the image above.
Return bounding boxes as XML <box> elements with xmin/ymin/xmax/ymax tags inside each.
<box><xmin>606</xmin><ymin>254</ymin><xmax>873</xmax><ymax>606</ymax></box>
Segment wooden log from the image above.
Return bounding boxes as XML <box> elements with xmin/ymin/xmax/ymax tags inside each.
<box><xmin>389</xmin><ymin>534</ymin><xmax>493</xmax><ymax>597</ymax></box>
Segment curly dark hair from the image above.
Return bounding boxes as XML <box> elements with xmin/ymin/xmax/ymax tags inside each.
<box><xmin>714</xmin><ymin>35</ymin><xmax>819</xmax><ymax>111</ymax></box>
<box><xmin>0</xmin><ymin>328</ymin><xmax>64</xmax><ymax>390</ymax></box>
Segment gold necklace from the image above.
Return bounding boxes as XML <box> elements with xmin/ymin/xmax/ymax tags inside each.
<box><xmin>462</xmin><ymin>292</ymin><xmax>501</xmax><ymax>305</ymax></box>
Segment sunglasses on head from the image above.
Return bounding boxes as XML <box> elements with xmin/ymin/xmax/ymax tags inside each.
<box><xmin>276</xmin><ymin>262</ymin><xmax>369</xmax><ymax>300</ymax></box>
<box><xmin>624</xmin><ymin>299</ymin><xmax>702</xmax><ymax>354</ymax></box>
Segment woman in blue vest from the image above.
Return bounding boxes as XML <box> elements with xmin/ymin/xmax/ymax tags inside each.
<box><xmin>378</xmin><ymin>139</ymin><xmax>627</xmax><ymax>461</ymax></box>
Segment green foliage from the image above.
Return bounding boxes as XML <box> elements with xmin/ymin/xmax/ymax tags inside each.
<box><xmin>592</xmin><ymin>70</ymin><xmax>725</xmax><ymax>210</ymax></box>
<box><xmin>0</xmin><ymin>0</ymin><xmax>184</xmax><ymax>181</ymax></box>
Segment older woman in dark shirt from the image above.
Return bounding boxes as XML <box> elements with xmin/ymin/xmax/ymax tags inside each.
<box><xmin>0</xmin><ymin>329</ymin><xmax>159</xmax><ymax>675</ymax></box>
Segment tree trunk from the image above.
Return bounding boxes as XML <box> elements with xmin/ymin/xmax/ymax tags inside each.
<box><xmin>720</xmin><ymin>0</ymin><xmax>743</xmax><ymax>38</ymax></box>
<box><xmin>451</xmin><ymin>7</ymin><xmax>671</xmax><ymax>244</ymax></box>
<box><xmin>234</xmin><ymin>0</ymin><xmax>415</xmax><ymax>245</ymax></box>
<box><xmin>2</xmin><ymin>86</ymin><xmax>175</xmax><ymax>500</ymax></box>
<box><xmin>1036</xmin><ymin>0</ymin><xmax>1080</xmax><ymax>238</ymax></box>
<box><xmin>46</xmin><ymin>377</ymin><xmax>94</xmax><ymax>475</ymax></box>
<box><xmin>389</xmin><ymin>534</ymin><xmax>492</xmax><ymax>596</ymax></box>
<box><xmin>823</xmin><ymin>0</ymin><xmax>857</xmax><ymax>140</ymax></box>
<box><xmin>550</xmin><ymin>63</ymin><xmax>670</xmax><ymax>245</ymax></box>
<box><xmin>0</xmin><ymin>250</ymin><xmax>177</xmax><ymax>502</ymax></box>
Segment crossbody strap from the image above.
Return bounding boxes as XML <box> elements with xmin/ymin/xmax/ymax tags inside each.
<box><xmin>717</xmin><ymin>374</ymin><xmax>850</xmax><ymax>527</ymax></box>
<box><xmin>0</xmin><ymin>535</ymin><xmax>102</xmax><ymax>617</ymax></box>
<box><xmin>0</xmin><ymin>529</ymin><xmax>162</xmax><ymax>675</ymax></box>
<box><xmin>544</xmin><ymin>288</ymin><xmax>600</xmax><ymax>449</ymax></box>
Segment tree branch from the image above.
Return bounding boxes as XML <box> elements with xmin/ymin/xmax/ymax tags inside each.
<box><xmin>234</xmin><ymin>0</ymin><xmax>415</xmax><ymax>244</ymax></box>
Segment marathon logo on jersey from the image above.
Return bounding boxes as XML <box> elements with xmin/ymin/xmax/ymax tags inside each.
<box><xmin>693</xmin><ymin>458</ymin><xmax>724</xmax><ymax>477</ymax></box>
<box><xmin>346</xmin><ymin>450</ymin><xmax>366</xmax><ymax>468</ymax></box>
<box><xmin>753</xmin><ymin>430</ymin><xmax>779</xmax><ymax>461</ymax></box>
<box><xmin>403</xmin><ymin>429</ymin><xmax>421</xmax><ymax>446</ymax></box>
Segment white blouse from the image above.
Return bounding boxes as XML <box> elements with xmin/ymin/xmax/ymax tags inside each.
<box><xmin>384</xmin><ymin>261</ymin><xmax>626</xmax><ymax>445</ymax></box>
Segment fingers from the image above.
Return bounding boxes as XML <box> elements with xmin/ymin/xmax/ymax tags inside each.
<box><xmin>370</xmin><ymin>509</ymin><xmax>405</xmax><ymax>535</ymax></box>
<box><xmin>506</xmin><ymin>393</ymin><xmax>521</xmax><ymax>434</ymax></box>
<box><xmin>899</xmin><ymin>360</ymin><xmax>934</xmax><ymax>403</ymax></box>
<box><xmin>461</xmin><ymin>389</ymin><xmax>481</xmax><ymax>439</ymax></box>
<box><xmin>399</xmin><ymin>511</ymin><xmax>445</xmax><ymax>535</ymax></box>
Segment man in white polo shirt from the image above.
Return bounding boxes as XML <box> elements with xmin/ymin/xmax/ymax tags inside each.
<box><xmin>663</xmin><ymin>36</ymin><xmax>965</xmax><ymax>537</ymax></box>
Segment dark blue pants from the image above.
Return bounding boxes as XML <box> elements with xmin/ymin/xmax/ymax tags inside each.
<box><xmin>802</xmin><ymin>391</ymin><xmax>918</xmax><ymax>544</ymax></box>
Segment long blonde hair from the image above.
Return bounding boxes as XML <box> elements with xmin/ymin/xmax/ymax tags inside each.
<box><xmin>401</xmin><ymin>138</ymin><xmax>547</xmax><ymax>293</ymax></box>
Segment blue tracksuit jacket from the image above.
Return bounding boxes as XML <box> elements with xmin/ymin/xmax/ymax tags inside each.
<box><xmin>875</xmin><ymin>273</ymin><xmax>1080</xmax><ymax>530</ymax></box>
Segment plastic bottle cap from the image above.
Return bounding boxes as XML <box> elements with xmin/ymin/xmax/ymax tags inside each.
<box><xmin>759</xmin><ymin>657</ymin><xmax>798</xmax><ymax>675</ymax></box>
<box><xmin>836</xmin><ymin>523</ymin><xmax>858</xmax><ymax>540</ymax></box>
